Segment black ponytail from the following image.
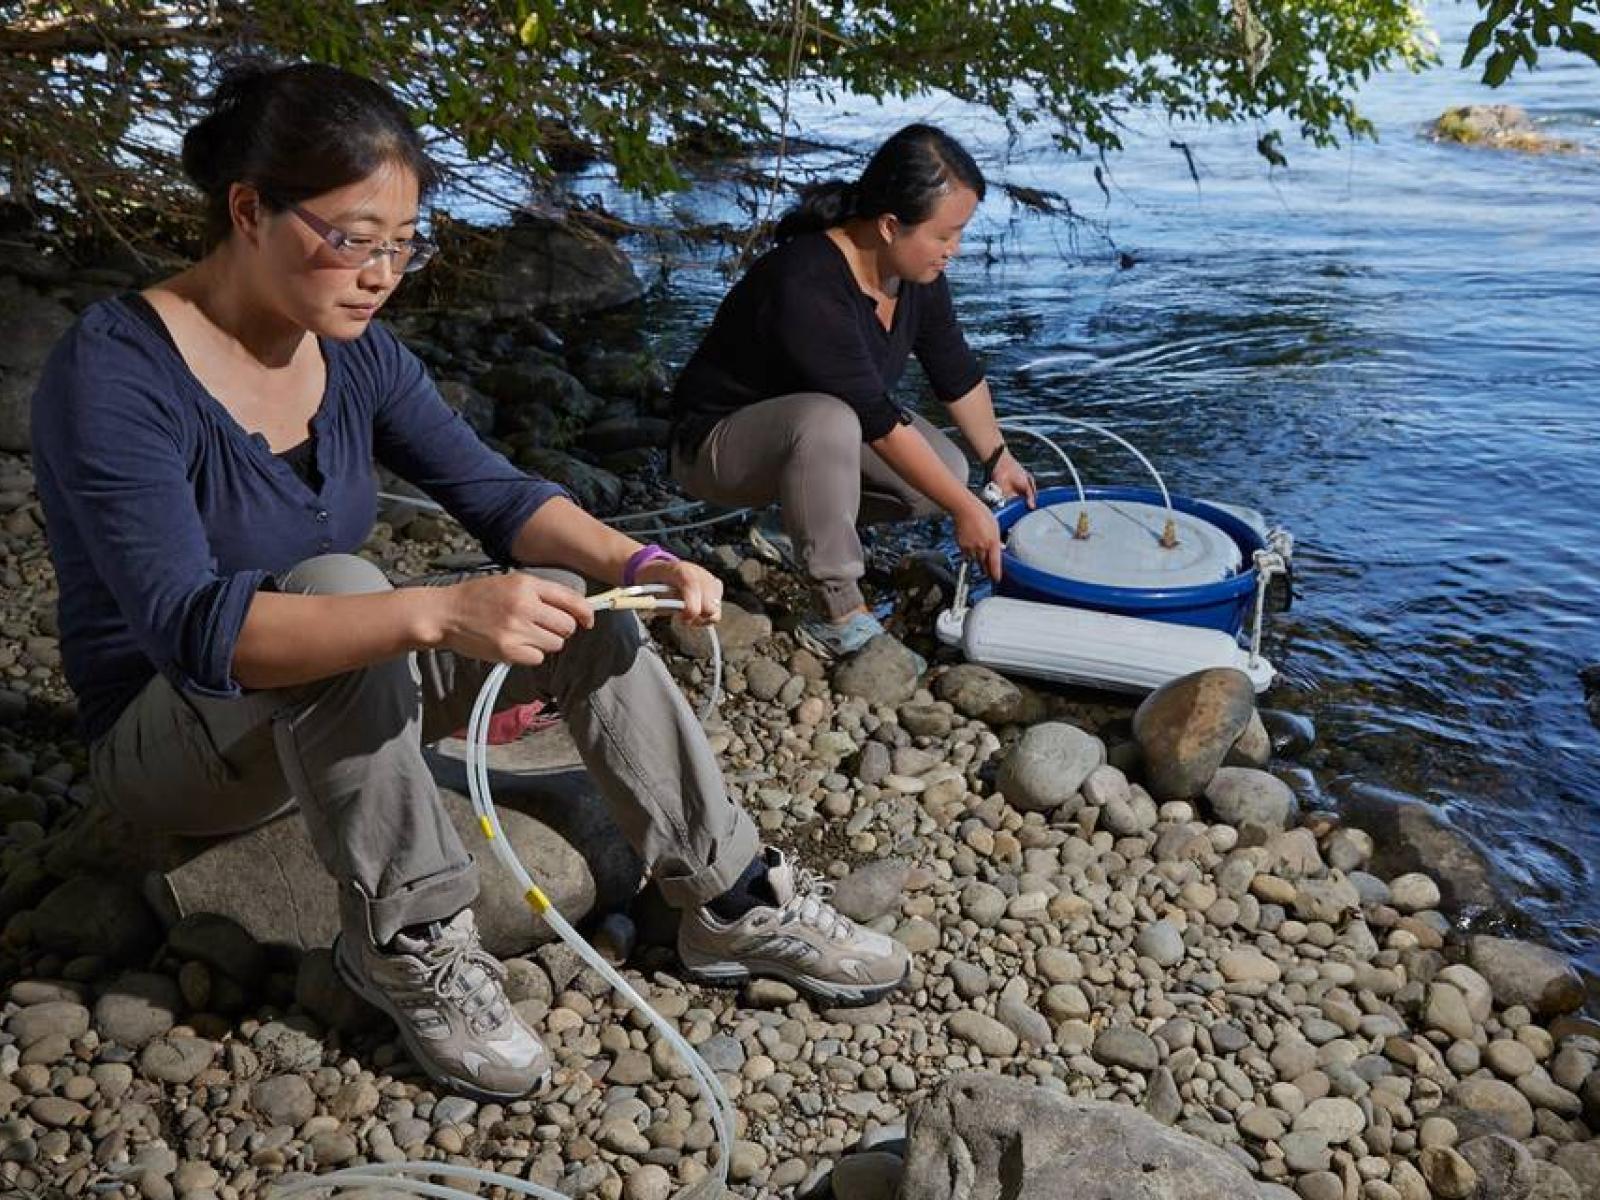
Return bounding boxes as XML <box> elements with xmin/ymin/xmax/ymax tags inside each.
<box><xmin>774</xmin><ymin>124</ymin><xmax>985</xmax><ymax>242</ymax></box>
<box><xmin>181</xmin><ymin>56</ymin><xmax>442</xmax><ymax>247</ymax></box>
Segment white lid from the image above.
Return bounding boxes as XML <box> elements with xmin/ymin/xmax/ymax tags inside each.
<box><xmin>1008</xmin><ymin>499</ymin><xmax>1242</xmax><ymax>589</ymax></box>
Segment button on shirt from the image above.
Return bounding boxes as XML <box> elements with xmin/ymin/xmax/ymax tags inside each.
<box><xmin>671</xmin><ymin>231</ymin><xmax>985</xmax><ymax>454</ymax></box>
<box><xmin>30</xmin><ymin>297</ymin><xmax>566</xmax><ymax>742</ymax></box>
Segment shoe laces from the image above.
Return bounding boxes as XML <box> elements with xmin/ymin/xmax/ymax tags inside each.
<box><xmin>777</xmin><ymin>868</ymin><xmax>851</xmax><ymax>942</ymax></box>
<box><xmin>419</xmin><ymin>933</ymin><xmax>510</xmax><ymax>1034</ymax></box>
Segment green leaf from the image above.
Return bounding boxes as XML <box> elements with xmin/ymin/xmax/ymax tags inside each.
<box><xmin>1462</xmin><ymin>19</ymin><xmax>1493</xmax><ymax>66</ymax></box>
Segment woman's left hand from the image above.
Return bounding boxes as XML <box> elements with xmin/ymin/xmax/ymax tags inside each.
<box><xmin>991</xmin><ymin>450</ymin><xmax>1038</xmax><ymax>508</ymax></box>
<box><xmin>637</xmin><ymin>557</ymin><xmax>724</xmax><ymax>625</ymax></box>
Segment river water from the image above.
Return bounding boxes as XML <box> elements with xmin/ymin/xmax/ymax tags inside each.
<box><xmin>548</xmin><ymin>7</ymin><xmax>1600</xmax><ymax>982</ymax></box>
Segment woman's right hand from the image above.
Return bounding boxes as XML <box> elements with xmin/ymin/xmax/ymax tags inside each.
<box><xmin>954</xmin><ymin>494</ymin><xmax>1005</xmax><ymax>580</ymax></box>
<box><xmin>422</xmin><ymin>573</ymin><xmax>595</xmax><ymax>666</ymax></box>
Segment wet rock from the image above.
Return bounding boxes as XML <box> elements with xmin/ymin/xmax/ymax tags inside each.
<box><xmin>93</xmin><ymin>973</ymin><xmax>180</xmax><ymax>1050</ymax></box>
<box><xmin>1431</xmin><ymin>104</ymin><xmax>1577</xmax><ymax>153</ymax></box>
<box><xmin>832</xmin><ymin>636</ymin><xmax>921</xmax><ymax>707</ymax></box>
<box><xmin>1132</xmin><ymin>668</ymin><xmax>1257</xmax><ymax>801</ymax></box>
<box><xmin>1467</xmin><ymin>935</ymin><xmax>1585</xmax><ymax>1017</ymax></box>
<box><xmin>1203</xmin><ymin>767</ymin><xmax>1295</xmax><ymax>833</ymax></box>
<box><xmin>899</xmin><ymin>1072</ymin><xmax>1258</xmax><ymax>1200</ymax></box>
<box><xmin>1333</xmin><ymin>782</ymin><xmax>1502</xmax><ymax>913</ymax></box>
<box><xmin>996</xmin><ymin>723</ymin><xmax>1104</xmax><ymax>813</ymax></box>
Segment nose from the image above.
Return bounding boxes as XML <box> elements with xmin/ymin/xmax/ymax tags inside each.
<box><xmin>356</xmin><ymin>253</ymin><xmax>397</xmax><ymax>290</ymax></box>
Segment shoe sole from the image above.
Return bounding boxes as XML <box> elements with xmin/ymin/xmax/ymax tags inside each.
<box><xmin>682</xmin><ymin>956</ymin><xmax>910</xmax><ymax>1008</ymax></box>
<box><xmin>793</xmin><ymin>624</ymin><xmax>843</xmax><ymax>662</ymax></box>
<box><xmin>333</xmin><ymin>937</ymin><xmax>551</xmax><ymax>1102</ymax></box>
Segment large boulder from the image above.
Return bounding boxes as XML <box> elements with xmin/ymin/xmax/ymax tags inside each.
<box><xmin>996</xmin><ymin>723</ymin><xmax>1105</xmax><ymax>813</ymax></box>
<box><xmin>125</xmin><ymin>726</ymin><xmax>645</xmax><ymax>956</ymax></box>
<box><xmin>933</xmin><ymin>664</ymin><xmax>1033</xmax><ymax>725</ymax></box>
<box><xmin>831</xmin><ymin>636</ymin><xmax>921</xmax><ymax>707</ymax></box>
<box><xmin>1203</xmin><ymin>767</ymin><xmax>1296</xmax><ymax>833</ymax></box>
<box><xmin>1132</xmin><ymin>669</ymin><xmax>1257</xmax><ymax>801</ymax></box>
<box><xmin>1467</xmin><ymin>935</ymin><xmax>1585</xmax><ymax>1018</ymax></box>
<box><xmin>28</xmin><ymin>876</ymin><xmax>163</xmax><ymax>964</ymax></box>
<box><xmin>479</xmin><ymin>360</ymin><xmax>603</xmax><ymax>449</ymax></box>
<box><xmin>1430</xmin><ymin>105</ymin><xmax>1576</xmax><ymax>153</ymax></box>
<box><xmin>513</xmin><ymin>448</ymin><xmax>623</xmax><ymax>515</ymax></box>
<box><xmin>0</xmin><ymin>275</ymin><xmax>77</xmax><ymax>451</ymax></box>
<box><xmin>489</xmin><ymin>215</ymin><xmax>644</xmax><ymax>317</ymax></box>
<box><xmin>899</xmin><ymin>1072</ymin><xmax>1259</xmax><ymax>1200</ymax></box>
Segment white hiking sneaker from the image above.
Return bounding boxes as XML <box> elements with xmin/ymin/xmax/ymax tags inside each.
<box><xmin>335</xmin><ymin>908</ymin><xmax>550</xmax><ymax>1100</ymax></box>
<box><xmin>678</xmin><ymin>847</ymin><xmax>911</xmax><ymax>1005</ymax></box>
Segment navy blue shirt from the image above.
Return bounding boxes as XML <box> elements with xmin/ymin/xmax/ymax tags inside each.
<box><xmin>31</xmin><ymin>296</ymin><xmax>564</xmax><ymax>742</ymax></box>
<box><xmin>672</xmin><ymin>231</ymin><xmax>985</xmax><ymax>452</ymax></box>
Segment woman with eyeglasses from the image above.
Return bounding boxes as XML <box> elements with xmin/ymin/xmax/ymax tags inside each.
<box><xmin>29</xmin><ymin>60</ymin><xmax>908</xmax><ymax>1101</ymax></box>
<box><xmin>671</xmin><ymin>124</ymin><xmax>1036</xmax><ymax>659</ymax></box>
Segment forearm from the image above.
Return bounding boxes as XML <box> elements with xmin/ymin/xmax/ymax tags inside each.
<box><xmin>945</xmin><ymin>380</ymin><xmax>1005</xmax><ymax>460</ymax></box>
<box><xmin>232</xmin><ymin>589</ymin><xmax>440</xmax><ymax>689</ymax></box>
<box><xmin>870</xmin><ymin>422</ymin><xmax>978</xmax><ymax>514</ymax></box>
<box><xmin>509</xmin><ymin>497</ymin><xmax>643</xmax><ymax>586</ymax></box>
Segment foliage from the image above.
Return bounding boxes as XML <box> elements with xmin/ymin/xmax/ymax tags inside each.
<box><xmin>1462</xmin><ymin>0</ymin><xmax>1600</xmax><ymax>84</ymax></box>
<box><xmin>0</xmin><ymin>2</ymin><xmax>1590</xmax><ymax>252</ymax></box>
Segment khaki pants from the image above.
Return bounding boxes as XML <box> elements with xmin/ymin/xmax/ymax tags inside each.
<box><xmin>671</xmin><ymin>393</ymin><xmax>967</xmax><ymax>620</ymax></box>
<box><xmin>89</xmin><ymin>554</ymin><xmax>761</xmax><ymax>948</ymax></box>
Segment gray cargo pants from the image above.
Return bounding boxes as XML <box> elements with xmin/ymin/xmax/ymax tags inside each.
<box><xmin>88</xmin><ymin>554</ymin><xmax>761</xmax><ymax>948</ymax></box>
<box><xmin>671</xmin><ymin>393</ymin><xmax>967</xmax><ymax>620</ymax></box>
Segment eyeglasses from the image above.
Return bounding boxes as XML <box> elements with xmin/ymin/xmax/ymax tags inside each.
<box><xmin>282</xmin><ymin>201</ymin><xmax>438</xmax><ymax>274</ymax></box>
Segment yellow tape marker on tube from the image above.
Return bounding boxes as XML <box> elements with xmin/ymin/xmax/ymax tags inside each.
<box><xmin>478</xmin><ymin>816</ymin><xmax>495</xmax><ymax>839</ymax></box>
<box><xmin>525</xmin><ymin>886</ymin><xmax>551</xmax><ymax>913</ymax></box>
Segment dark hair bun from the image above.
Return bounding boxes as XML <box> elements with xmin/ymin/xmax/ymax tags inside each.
<box><xmin>773</xmin><ymin>124</ymin><xmax>985</xmax><ymax>243</ymax></box>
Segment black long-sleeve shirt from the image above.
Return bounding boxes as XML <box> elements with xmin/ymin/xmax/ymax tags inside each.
<box><xmin>672</xmin><ymin>231</ymin><xmax>985</xmax><ymax>452</ymax></box>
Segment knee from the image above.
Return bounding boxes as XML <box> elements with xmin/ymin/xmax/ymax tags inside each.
<box><xmin>786</xmin><ymin>393</ymin><xmax>863</xmax><ymax>457</ymax></box>
<box><xmin>278</xmin><ymin>554</ymin><xmax>393</xmax><ymax>598</ymax></box>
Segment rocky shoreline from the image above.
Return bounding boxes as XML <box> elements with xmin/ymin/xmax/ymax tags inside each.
<box><xmin>1</xmin><ymin>231</ymin><xmax>1597</xmax><ymax>1200</ymax></box>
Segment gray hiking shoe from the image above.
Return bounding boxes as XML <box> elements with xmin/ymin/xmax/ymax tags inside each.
<box><xmin>335</xmin><ymin>909</ymin><xmax>550</xmax><ymax>1100</ymax></box>
<box><xmin>678</xmin><ymin>847</ymin><xmax>911</xmax><ymax>1005</ymax></box>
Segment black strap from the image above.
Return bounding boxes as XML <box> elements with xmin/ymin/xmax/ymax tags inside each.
<box><xmin>981</xmin><ymin>441</ymin><xmax>1008</xmax><ymax>479</ymax></box>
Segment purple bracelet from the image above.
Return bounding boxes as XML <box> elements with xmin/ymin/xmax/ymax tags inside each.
<box><xmin>623</xmin><ymin>543</ymin><xmax>679</xmax><ymax>586</ymax></box>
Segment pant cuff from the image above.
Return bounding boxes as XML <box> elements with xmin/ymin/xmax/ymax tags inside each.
<box><xmin>653</xmin><ymin>816</ymin><xmax>764</xmax><ymax>910</ymax></box>
<box><xmin>815</xmin><ymin>581</ymin><xmax>866</xmax><ymax>622</ymax></box>
<box><xmin>342</xmin><ymin>858</ymin><xmax>480</xmax><ymax>948</ymax></box>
